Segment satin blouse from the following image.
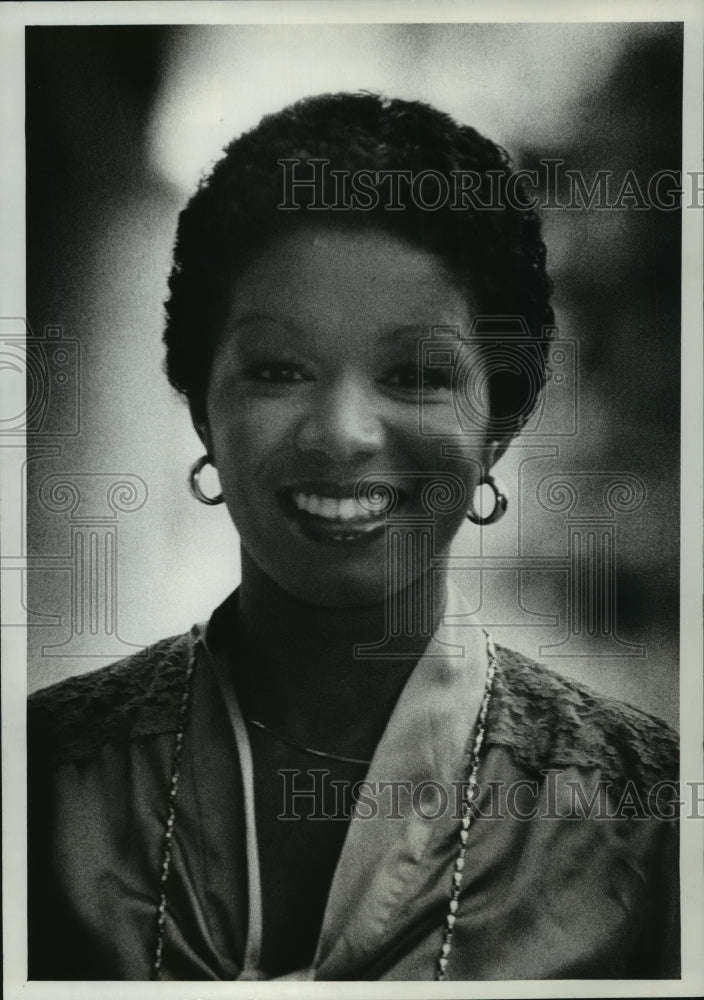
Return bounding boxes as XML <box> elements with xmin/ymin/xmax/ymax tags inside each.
<box><xmin>28</xmin><ymin>586</ymin><xmax>680</xmax><ymax>981</ymax></box>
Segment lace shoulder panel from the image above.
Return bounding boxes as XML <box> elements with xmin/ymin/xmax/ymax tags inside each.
<box><xmin>488</xmin><ymin>644</ymin><xmax>679</xmax><ymax>795</ymax></box>
<box><xmin>28</xmin><ymin>632</ymin><xmax>194</xmax><ymax>768</ymax></box>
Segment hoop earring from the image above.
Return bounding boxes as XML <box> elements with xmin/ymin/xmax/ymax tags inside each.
<box><xmin>188</xmin><ymin>455</ymin><xmax>224</xmax><ymax>506</ymax></box>
<box><xmin>466</xmin><ymin>474</ymin><xmax>507</xmax><ymax>525</ymax></box>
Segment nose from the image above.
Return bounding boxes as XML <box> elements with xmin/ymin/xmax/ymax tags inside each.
<box><xmin>295</xmin><ymin>377</ymin><xmax>385</xmax><ymax>462</ymax></box>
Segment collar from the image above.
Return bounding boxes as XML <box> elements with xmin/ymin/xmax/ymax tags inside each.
<box><xmin>310</xmin><ymin>580</ymin><xmax>489</xmax><ymax>973</ymax></box>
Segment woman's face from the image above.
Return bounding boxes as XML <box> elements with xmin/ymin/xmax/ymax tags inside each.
<box><xmin>203</xmin><ymin>222</ymin><xmax>498</xmax><ymax>607</ymax></box>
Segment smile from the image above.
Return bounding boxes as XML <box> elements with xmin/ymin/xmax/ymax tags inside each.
<box><xmin>290</xmin><ymin>492</ymin><xmax>385</xmax><ymax>524</ymax></box>
<box><xmin>277</xmin><ymin>485</ymin><xmax>401</xmax><ymax>546</ymax></box>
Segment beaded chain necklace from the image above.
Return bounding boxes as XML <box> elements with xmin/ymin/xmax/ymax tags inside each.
<box><xmin>436</xmin><ymin>629</ymin><xmax>497</xmax><ymax>981</ymax></box>
<box><xmin>152</xmin><ymin>629</ymin><xmax>497</xmax><ymax>982</ymax></box>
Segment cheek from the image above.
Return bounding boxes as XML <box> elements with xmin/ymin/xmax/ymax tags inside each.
<box><xmin>405</xmin><ymin>438</ymin><xmax>487</xmax><ymax>552</ymax></box>
<box><xmin>209</xmin><ymin>398</ymin><xmax>293</xmax><ymax>476</ymax></box>
<box><xmin>413</xmin><ymin>436</ymin><xmax>485</xmax><ymax>497</ymax></box>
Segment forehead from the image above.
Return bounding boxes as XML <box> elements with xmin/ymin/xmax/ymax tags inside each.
<box><xmin>226</xmin><ymin>222</ymin><xmax>474</xmax><ymax>337</ymax></box>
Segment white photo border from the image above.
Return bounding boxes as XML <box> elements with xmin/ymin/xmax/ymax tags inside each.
<box><xmin>2</xmin><ymin>2</ymin><xmax>702</xmax><ymax>998</ymax></box>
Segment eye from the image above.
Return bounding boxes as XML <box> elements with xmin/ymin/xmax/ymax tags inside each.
<box><xmin>383</xmin><ymin>365</ymin><xmax>452</xmax><ymax>392</ymax></box>
<box><xmin>243</xmin><ymin>363</ymin><xmax>312</xmax><ymax>384</ymax></box>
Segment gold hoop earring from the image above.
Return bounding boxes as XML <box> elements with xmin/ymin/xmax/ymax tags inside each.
<box><xmin>188</xmin><ymin>455</ymin><xmax>224</xmax><ymax>506</ymax></box>
<box><xmin>466</xmin><ymin>474</ymin><xmax>507</xmax><ymax>525</ymax></box>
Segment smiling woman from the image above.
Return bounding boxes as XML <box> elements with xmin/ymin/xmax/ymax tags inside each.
<box><xmin>27</xmin><ymin>93</ymin><xmax>679</xmax><ymax>982</ymax></box>
<box><xmin>201</xmin><ymin>224</ymin><xmax>493</xmax><ymax>606</ymax></box>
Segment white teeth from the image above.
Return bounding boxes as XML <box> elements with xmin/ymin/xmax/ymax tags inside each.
<box><xmin>290</xmin><ymin>492</ymin><xmax>381</xmax><ymax>522</ymax></box>
<box><xmin>319</xmin><ymin>498</ymin><xmax>338</xmax><ymax>519</ymax></box>
<box><xmin>338</xmin><ymin>498</ymin><xmax>357</xmax><ymax>520</ymax></box>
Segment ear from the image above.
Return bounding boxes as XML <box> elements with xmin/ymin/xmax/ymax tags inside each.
<box><xmin>189</xmin><ymin>401</ymin><xmax>214</xmax><ymax>458</ymax></box>
<box><xmin>483</xmin><ymin>434</ymin><xmax>512</xmax><ymax>476</ymax></box>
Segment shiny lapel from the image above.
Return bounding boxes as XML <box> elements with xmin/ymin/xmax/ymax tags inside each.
<box><xmin>314</xmin><ymin>583</ymin><xmax>489</xmax><ymax>976</ymax></box>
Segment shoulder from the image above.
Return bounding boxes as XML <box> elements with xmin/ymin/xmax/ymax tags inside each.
<box><xmin>489</xmin><ymin>643</ymin><xmax>678</xmax><ymax>794</ymax></box>
<box><xmin>28</xmin><ymin>631</ymin><xmax>196</xmax><ymax>768</ymax></box>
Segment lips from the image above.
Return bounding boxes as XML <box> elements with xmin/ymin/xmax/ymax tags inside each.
<box><xmin>277</xmin><ymin>481</ymin><xmax>403</xmax><ymax>545</ymax></box>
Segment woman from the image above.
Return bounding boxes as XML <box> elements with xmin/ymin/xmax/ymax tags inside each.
<box><xmin>28</xmin><ymin>93</ymin><xmax>679</xmax><ymax>982</ymax></box>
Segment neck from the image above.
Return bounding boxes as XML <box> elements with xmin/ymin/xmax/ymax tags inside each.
<box><xmin>213</xmin><ymin>550</ymin><xmax>449</xmax><ymax>755</ymax></box>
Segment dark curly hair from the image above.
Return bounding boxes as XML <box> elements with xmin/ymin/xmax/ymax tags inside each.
<box><xmin>163</xmin><ymin>92</ymin><xmax>554</xmax><ymax>434</ymax></box>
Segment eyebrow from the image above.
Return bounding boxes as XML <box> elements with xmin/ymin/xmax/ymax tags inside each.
<box><xmin>229</xmin><ymin>313</ymin><xmax>440</xmax><ymax>341</ymax></box>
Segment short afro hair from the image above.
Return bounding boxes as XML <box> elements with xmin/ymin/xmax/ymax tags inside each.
<box><xmin>163</xmin><ymin>91</ymin><xmax>554</xmax><ymax>434</ymax></box>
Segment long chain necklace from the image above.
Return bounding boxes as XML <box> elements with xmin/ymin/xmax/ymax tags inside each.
<box><xmin>152</xmin><ymin>654</ymin><xmax>196</xmax><ymax>979</ymax></box>
<box><xmin>152</xmin><ymin>629</ymin><xmax>497</xmax><ymax>982</ymax></box>
<box><xmin>435</xmin><ymin>628</ymin><xmax>497</xmax><ymax>981</ymax></box>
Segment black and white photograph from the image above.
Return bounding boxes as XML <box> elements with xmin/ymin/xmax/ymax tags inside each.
<box><xmin>1</xmin><ymin>1</ymin><xmax>702</xmax><ymax>995</ymax></box>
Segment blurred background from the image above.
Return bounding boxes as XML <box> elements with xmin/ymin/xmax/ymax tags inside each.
<box><xmin>23</xmin><ymin>22</ymin><xmax>681</xmax><ymax>724</ymax></box>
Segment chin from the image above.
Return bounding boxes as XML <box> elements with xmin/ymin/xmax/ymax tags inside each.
<box><xmin>241</xmin><ymin>521</ymin><xmax>456</xmax><ymax>610</ymax></box>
